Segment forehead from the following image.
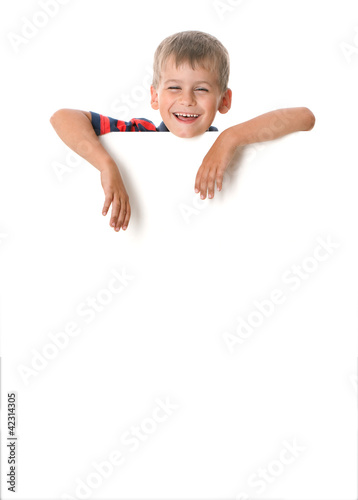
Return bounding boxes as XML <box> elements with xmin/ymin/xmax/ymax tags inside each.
<box><xmin>160</xmin><ymin>56</ymin><xmax>219</xmax><ymax>86</ymax></box>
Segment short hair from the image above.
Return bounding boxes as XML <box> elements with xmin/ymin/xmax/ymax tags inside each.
<box><xmin>152</xmin><ymin>30</ymin><xmax>230</xmax><ymax>94</ymax></box>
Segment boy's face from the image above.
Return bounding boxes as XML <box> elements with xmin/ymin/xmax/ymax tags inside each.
<box><xmin>150</xmin><ymin>56</ymin><xmax>232</xmax><ymax>138</ymax></box>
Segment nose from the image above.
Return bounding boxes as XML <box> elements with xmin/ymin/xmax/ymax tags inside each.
<box><xmin>179</xmin><ymin>89</ymin><xmax>196</xmax><ymax>106</ymax></box>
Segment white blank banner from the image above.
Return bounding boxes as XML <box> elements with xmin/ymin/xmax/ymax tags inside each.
<box><xmin>1</xmin><ymin>131</ymin><xmax>357</xmax><ymax>499</ymax></box>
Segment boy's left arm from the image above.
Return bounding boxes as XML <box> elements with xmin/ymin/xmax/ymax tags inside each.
<box><xmin>194</xmin><ymin>107</ymin><xmax>315</xmax><ymax>199</ymax></box>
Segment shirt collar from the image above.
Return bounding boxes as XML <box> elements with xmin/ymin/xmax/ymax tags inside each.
<box><xmin>157</xmin><ymin>121</ymin><xmax>218</xmax><ymax>132</ymax></box>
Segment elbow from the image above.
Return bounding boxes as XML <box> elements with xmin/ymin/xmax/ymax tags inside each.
<box><xmin>49</xmin><ymin>108</ymin><xmax>64</xmax><ymax>128</ymax></box>
<box><xmin>302</xmin><ymin>107</ymin><xmax>315</xmax><ymax>131</ymax></box>
<box><xmin>50</xmin><ymin>108</ymin><xmax>91</xmax><ymax>128</ymax></box>
<box><xmin>49</xmin><ymin>111</ymin><xmax>56</xmax><ymax>126</ymax></box>
<box><xmin>50</xmin><ymin>108</ymin><xmax>72</xmax><ymax>126</ymax></box>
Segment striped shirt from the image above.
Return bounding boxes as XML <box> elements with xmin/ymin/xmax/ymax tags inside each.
<box><xmin>90</xmin><ymin>111</ymin><xmax>218</xmax><ymax>135</ymax></box>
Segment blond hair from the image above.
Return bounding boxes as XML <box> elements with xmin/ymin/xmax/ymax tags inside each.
<box><xmin>152</xmin><ymin>31</ymin><xmax>230</xmax><ymax>93</ymax></box>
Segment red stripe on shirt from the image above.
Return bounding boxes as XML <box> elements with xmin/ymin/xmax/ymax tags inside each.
<box><xmin>100</xmin><ymin>115</ymin><xmax>111</xmax><ymax>135</ymax></box>
<box><xmin>135</xmin><ymin>119</ymin><xmax>156</xmax><ymax>131</ymax></box>
<box><xmin>116</xmin><ymin>120</ymin><xmax>128</xmax><ymax>132</ymax></box>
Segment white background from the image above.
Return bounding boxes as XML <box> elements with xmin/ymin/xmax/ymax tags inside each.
<box><xmin>1</xmin><ymin>1</ymin><xmax>357</xmax><ymax>499</ymax></box>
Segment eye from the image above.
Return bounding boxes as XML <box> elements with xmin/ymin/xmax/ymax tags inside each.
<box><xmin>195</xmin><ymin>88</ymin><xmax>209</xmax><ymax>92</ymax></box>
<box><xmin>168</xmin><ymin>86</ymin><xmax>180</xmax><ymax>90</ymax></box>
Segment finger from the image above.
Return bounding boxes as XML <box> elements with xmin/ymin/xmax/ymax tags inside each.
<box><xmin>194</xmin><ymin>165</ymin><xmax>203</xmax><ymax>193</ymax></box>
<box><xmin>110</xmin><ymin>197</ymin><xmax>121</xmax><ymax>229</ymax></box>
<box><xmin>199</xmin><ymin>170</ymin><xmax>210</xmax><ymax>199</ymax></box>
<box><xmin>122</xmin><ymin>202</ymin><xmax>131</xmax><ymax>230</ymax></box>
<box><xmin>216</xmin><ymin>169</ymin><xmax>224</xmax><ymax>192</ymax></box>
<box><xmin>115</xmin><ymin>199</ymin><xmax>128</xmax><ymax>231</ymax></box>
<box><xmin>102</xmin><ymin>195</ymin><xmax>113</xmax><ymax>216</ymax></box>
<box><xmin>207</xmin><ymin>170</ymin><xmax>217</xmax><ymax>199</ymax></box>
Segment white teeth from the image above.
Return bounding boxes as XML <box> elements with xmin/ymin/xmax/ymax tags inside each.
<box><xmin>175</xmin><ymin>113</ymin><xmax>199</xmax><ymax>118</ymax></box>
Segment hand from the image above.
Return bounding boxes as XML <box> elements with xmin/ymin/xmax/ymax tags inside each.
<box><xmin>194</xmin><ymin>129</ymin><xmax>237</xmax><ymax>200</ymax></box>
<box><xmin>100</xmin><ymin>163</ymin><xmax>131</xmax><ymax>232</ymax></box>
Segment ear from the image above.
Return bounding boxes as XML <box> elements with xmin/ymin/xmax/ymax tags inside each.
<box><xmin>150</xmin><ymin>85</ymin><xmax>159</xmax><ymax>110</ymax></box>
<box><xmin>218</xmin><ymin>88</ymin><xmax>232</xmax><ymax>115</ymax></box>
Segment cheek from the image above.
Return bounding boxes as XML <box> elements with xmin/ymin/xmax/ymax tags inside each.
<box><xmin>204</xmin><ymin>98</ymin><xmax>220</xmax><ymax>117</ymax></box>
<box><xmin>203</xmin><ymin>94</ymin><xmax>219</xmax><ymax>107</ymax></box>
<box><xmin>159</xmin><ymin>95</ymin><xmax>174</xmax><ymax>111</ymax></box>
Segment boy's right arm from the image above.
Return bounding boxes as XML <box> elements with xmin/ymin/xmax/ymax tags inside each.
<box><xmin>50</xmin><ymin>109</ymin><xmax>130</xmax><ymax>232</ymax></box>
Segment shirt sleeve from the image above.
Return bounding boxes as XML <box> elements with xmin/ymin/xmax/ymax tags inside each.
<box><xmin>90</xmin><ymin>111</ymin><xmax>157</xmax><ymax>135</ymax></box>
<box><xmin>90</xmin><ymin>111</ymin><xmax>128</xmax><ymax>135</ymax></box>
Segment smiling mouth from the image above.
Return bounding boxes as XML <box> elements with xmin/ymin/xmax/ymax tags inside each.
<box><xmin>173</xmin><ymin>112</ymin><xmax>200</xmax><ymax>123</ymax></box>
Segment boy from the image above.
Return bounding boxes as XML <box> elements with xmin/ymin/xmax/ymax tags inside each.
<box><xmin>50</xmin><ymin>30</ymin><xmax>315</xmax><ymax>233</ymax></box>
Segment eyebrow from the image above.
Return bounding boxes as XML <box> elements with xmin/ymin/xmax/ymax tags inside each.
<box><xmin>163</xmin><ymin>79</ymin><xmax>213</xmax><ymax>87</ymax></box>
